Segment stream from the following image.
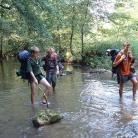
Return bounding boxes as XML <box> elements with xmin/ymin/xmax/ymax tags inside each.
<box><xmin>0</xmin><ymin>59</ymin><xmax>138</xmax><ymax>138</ymax></box>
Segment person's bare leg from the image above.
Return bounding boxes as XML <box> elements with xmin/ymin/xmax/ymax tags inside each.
<box><xmin>119</xmin><ymin>82</ymin><xmax>124</xmax><ymax>98</ymax></box>
<box><xmin>30</xmin><ymin>82</ymin><xmax>36</xmax><ymax>104</ymax></box>
<box><xmin>40</xmin><ymin>78</ymin><xmax>51</xmax><ymax>103</ymax></box>
<box><xmin>130</xmin><ymin>77</ymin><xmax>137</xmax><ymax>100</ymax></box>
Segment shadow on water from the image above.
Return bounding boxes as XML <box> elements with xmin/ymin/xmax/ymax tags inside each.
<box><xmin>0</xmin><ymin>59</ymin><xmax>138</xmax><ymax>138</ymax></box>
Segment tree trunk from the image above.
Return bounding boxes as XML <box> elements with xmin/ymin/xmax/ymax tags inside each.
<box><xmin>69</xmin><ymin>7</ymin><xmax>75</xmax><ymax>55</ymax></box>
<box><xmin>81</xmin><ymin>25</ymin><xmax>84</xmax><ymax>64</ymax></box>
<box><xmin>81</xmin><ymin>0</ymin><xmax>89</xmax><ymax>65</ymax></box>
<box><xmin>0</xmin><ymin>6</ymin><xmax>3</xmax><ymax>59</ymax></box>
<box><xmin>0</xmin><ymin>33</ymin><xmax>2</xmax><ymax>59</ymax></box>
<box><xmin>0</xmin><ymin>36</ymin><xmax>2</xmax><ymax>59</ymax></box>
<box><xmin>57</xmin><ymin>25</ymin><xmax>61</xmax><ymax>53</ymax></box>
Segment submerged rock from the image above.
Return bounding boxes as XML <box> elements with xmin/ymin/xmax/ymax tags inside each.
<box><xmin>66</xmin><ymin>70</ymin><xmax>74</xmax><ymax>74</ymax></box>
<box><xmin>32</xmin><ymin>109</ymin><xmax>62</xmax><ymax>127</ymax></box>
<box><xmin>89</xmin><ymin>69</ymin><xmax>107</xmax><ymax>73</ymax></box>
<box><xmin>60</xmin><ymin>70</ymin><xmax>74</xmax><ymax>76</ymax></box>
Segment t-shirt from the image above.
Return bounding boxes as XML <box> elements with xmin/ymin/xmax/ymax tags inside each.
<box><xmin>41</xmin><ymin>54</ymin><xmax>58</xmax><ymax>70</ymax></box>
<box><xmin>27</xmin><ymin>57</ymin><xmax>41</xmax><ymax>75</ymax></box>
<box><xmin>114</xmin><ymin>51</ymin><xmax>132</xmax><ymax>75</ymax></box>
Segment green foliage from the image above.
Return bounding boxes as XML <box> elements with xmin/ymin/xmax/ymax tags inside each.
<box><xmin>114</xmin><ymin>2</ymin><xmax>125</xmax><ymax>8</ymax></box>
<box><xmin>129</xmin><ymin>41</ymin><xmax>138</xmax><ymax>60</ymax></box>
<box><xmin>0</xmin><ymin>0</ymin><xmax>138</xmax><ymax>70</ymax></box>
<box><xmin>82</xmin><ymin>41</ymin><xmax>121</xmax><ymax>68</ymax></box>
<box><xmin>84</xmin><ymin>41</ymin><xmax>122</xmax><ymax>56</ymax></box>
<box><xmin>84</xmin><ymin>55</ymin><xmax>112</xmax><ymax>69</ymax></box>
<box><xmin>83</xmin><ymin>40</ymin><xmax>138</xmax><ymax>69</ymax></box>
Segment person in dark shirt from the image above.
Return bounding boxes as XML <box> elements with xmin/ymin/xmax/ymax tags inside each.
<box><xmin>41</xmin><ymin>48</ymin><xmax>59</xmax><ymax>91</ymax></box>
<box><xmin>27</xmin><ymin>46</ymin><xmax>51</xmax><ymax>104</ymax></box>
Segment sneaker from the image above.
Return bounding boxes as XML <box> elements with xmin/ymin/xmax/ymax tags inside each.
<box><xmin>40</xmin><ymin>101</ymin><xmax>47</xmax><ymax>105</ymax></box>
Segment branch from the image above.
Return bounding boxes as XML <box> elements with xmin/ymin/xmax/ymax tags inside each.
<box><xmin>0</xmin><ymin>4</ymin><xmax>11</xmax><ymax>10</ymax></box>
<box><xmin>3</xmin><ymin>47</ymin><xmax>19</xmax><ymax>57</ymax></box>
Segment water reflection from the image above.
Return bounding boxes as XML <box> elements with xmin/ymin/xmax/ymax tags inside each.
<box><xmin>0</xmin><ymin>60</ymin><xmax>138</xmax><ymax>138</ymax></box>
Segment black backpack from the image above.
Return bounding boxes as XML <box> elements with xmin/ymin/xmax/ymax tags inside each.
<box><xmin>106</xmin><ymin>49</ymin><xmax>135</xmax><ymax>80</ymax></box>
<box><xmin>16</xmin><ymin>50</ymin><xmax>31</xmax><ymax>80</ymax></box>
<box><xmin>106</xmin><ymin>49</ymin><xmax>121</xmax><ymax>74</ymax></box>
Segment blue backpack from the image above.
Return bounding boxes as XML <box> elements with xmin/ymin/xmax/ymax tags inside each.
<box><xmin>16</xmin><ymin>50</ymin><xmax>31</xmax><ymax>80</ymax></box>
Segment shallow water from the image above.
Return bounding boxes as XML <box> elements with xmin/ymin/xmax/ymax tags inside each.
<box><xmin>0</xmin><ymin>59</ymin><xmax>138</xmax><ymax>138</ymax></box>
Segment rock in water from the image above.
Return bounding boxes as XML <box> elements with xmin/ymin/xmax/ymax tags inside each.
<box><xmin>32</xmin><ymin>109</ymin><xmax>62</xmax><ymax>127</ymax></box>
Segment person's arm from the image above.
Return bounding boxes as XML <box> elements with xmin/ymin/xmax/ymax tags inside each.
<box><xmin>29</xmin><ymin>71</ymin><xmax>38</xmax><ymax>85</ymax></box>
<box><xmin>113</xmin><ymin>54</ymin><xmax>125</xmax><ymax>67</ymax></box>
<box><xmin>128</xmin><ymin>51</ymin><xmax>133</xmax><ymax>61</ymax></box>
<box><xmin>40</xmin><ymin>56</ymin><xmax>45</xmax><ymax>63</ymax></box>
<box><xmin>40</xmin><ymin>56</ymin><xmax>46</xmax><ymax>68</ymax></box>
<box><xmin>27</xmin><ymin>60</ymin><xmax>38</xmax><ymax>85</ymax></box>
<box><xmin>56</xmin><ymin>65</ymin><xmax>59</xmax><ymax>74</ymax></box>
<box><xmin>54</xmin><ymin>57</ymin><xmax>59</xmax><ymax>74</ymax></box>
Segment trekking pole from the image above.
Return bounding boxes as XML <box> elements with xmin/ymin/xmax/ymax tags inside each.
<box><xmin>37</xmin><ymin>85</ymin><xmax>48</xmax><ymax>108</ymax></box>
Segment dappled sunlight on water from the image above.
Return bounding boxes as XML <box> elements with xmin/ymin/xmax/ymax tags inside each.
<box><xmin>0</xmin><ymin>60</ymin><xmax>138</xmax><ymax>138</ymax></box>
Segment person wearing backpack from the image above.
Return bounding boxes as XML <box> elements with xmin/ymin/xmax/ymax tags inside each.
<box><xmin>54</xmin><ymin>53</ymin><xmax>64</xmax><ymax>71</ymax></box>
<box><xmin>27</xmin><ymin>46</ymin><xmax>51</xmax><ymax>104</ymax></box>
<box><xmin>41</xmin><ymin>48</ymin><xmax>59</xmax><ymax>92</ymax></box>
<box><xmin>113</xmin><ymin>42</ymin><xmax>137</xmax><ymax>100</ymax></box>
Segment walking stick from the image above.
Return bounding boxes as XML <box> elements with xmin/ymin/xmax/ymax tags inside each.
<box><xmin>38</xmin><ymin>85</ymin><xmax>48</xmax><ymax>108</ymax></box>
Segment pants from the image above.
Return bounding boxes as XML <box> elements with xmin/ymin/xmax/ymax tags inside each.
<box><xmin>46</xmin><ymin>69</ymin><xmax>56</xmax><ymax>87</ymax></box>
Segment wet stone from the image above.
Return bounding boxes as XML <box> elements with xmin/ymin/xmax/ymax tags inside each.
<box><xmin>60</xmin><ymin>70</ymin><xmax>74</xmax><ymax>76</ymax></box>
<box><xmin>32</xmin><ymin>109</ymin><xmax>62</xmax><ymax>127</ymax></box>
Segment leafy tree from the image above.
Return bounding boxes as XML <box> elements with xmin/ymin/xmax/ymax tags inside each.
<box><xmin>0</xmin><ymin>0</ymin><xmax>138</xmax><ymax>68</ymax></box>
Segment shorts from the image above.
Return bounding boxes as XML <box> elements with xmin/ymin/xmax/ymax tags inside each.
<box><xmin>28</xmin><ymin>73</ymin><xmax>45</xmax><ymax>83</ymax></box>
<box><xmin>118</xmin><ymin>72</ymin><xmax>134</xmax><ymax>84</ymax></box>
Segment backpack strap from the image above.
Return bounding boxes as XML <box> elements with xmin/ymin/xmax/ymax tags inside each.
<box><xmin>119</xmin><ymin>51</ymin><xmax>124</xmax><ymax>55</ymax></box>
<box><xmin>119</xmin><ymin>51</ymin><xmax>130</xmax><ymax>56</ymax></box>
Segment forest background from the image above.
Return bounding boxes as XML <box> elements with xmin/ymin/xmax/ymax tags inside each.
<box><xmin>0</xmin><ymin>0</ymin><xmax>138</xmax><ymax>69</ymax></box>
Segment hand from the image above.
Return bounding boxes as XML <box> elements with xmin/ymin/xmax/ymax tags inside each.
<box><xmin>34</xmin><ymin>78</ymin><xmax>38</xmax><ymax>85</ymax></box>
<box><xmin>121</xmin><ymin>54</ymin><xmax>126</xmax><ymax>60</ymax></box>
<box><xmin>56</xmin><ymin>70</ymin><xmax>59</xmax><ymax>75</ymax></box>
<box><xmin>129</xmin><ymin>53</ymin><xmax>132</xmax><ymax>58</ymax></box>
